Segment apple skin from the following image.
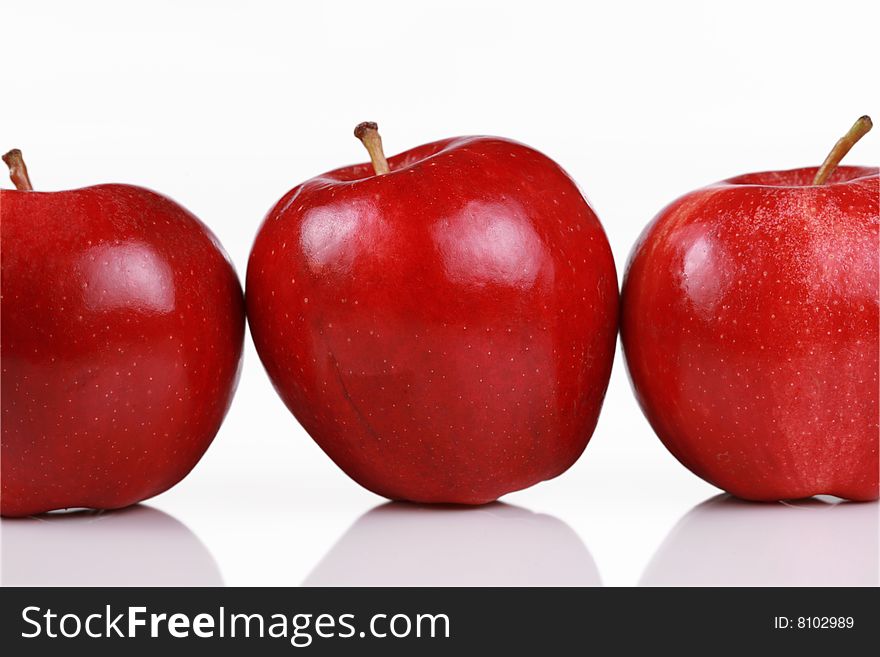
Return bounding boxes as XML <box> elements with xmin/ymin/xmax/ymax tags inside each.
<box><xmin>247</xmin><ymin>136</ymin><xmax>618</xmax><ymax>504</ymax></box>
<box><xmin>621</xmin><ymin>165</ymin><xmax>879</xmax><ymax>502</ymax></box>
<box><xmin>1</xmin><ymin>184</ymin><xmax>245</xmax><ymax>517</ymax></box>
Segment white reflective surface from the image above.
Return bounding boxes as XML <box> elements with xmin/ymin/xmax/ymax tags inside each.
<box><xmin>1</xmin><ymin>505</ymin><xmax>222</xmax><ymax>587</ymax></box>
<box><xmin>303</xmin><ymin>502</ymin><xmax>600</xmax><ymax>587</ymax></box>
<box><xmin>641</xmin><ymin>495</ymin><xmax>879</xmax><ymax>587</ymax></box>
<box><xmin>3</xmin><ymin>0</ymin><xmax>879</xmax><ymax>590</ymax></box>
<box><xmin>3</xmin><ymin>492</ymin><xmax>877</xmax><ymax>587</ymax></box>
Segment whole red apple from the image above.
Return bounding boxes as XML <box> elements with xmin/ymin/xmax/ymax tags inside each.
<box><xmin>247</xmin><ymin>123</ymin><xmax>618</xmax><ymax>504</ymax></box>
<box><xmin>1</xmin><ymin>150</ymin><xmax>245</xmax><ymax>517</ymax></box>
<box><xmin>621</xmin><ymin>117</ymin><xmax>879</xmax><ymax>501</ymax></box>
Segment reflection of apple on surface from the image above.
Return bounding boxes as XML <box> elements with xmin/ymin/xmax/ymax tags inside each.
<box><xmin>1</xmin><ymin>505</ymin><xmax>222</xmax><ymax>586</ymax></box>
<box><xmin>622</xmin><ymin>117</ymin><xmax>879</xmax><ymax>501</ymax></box>
<box><xmin>247</xmin><ymin>123</ymin><xmax>618</xmax><ymax>504</ymax></box>
<box><xmin>1</xmin><ymin>150</ymin><xmax>245</xmax><ymax>517</ymax></box>
<box><xmin>303</xmin><ymin>502</ymin><xmax>600</xmax><ymax>587</ymax></box>
<box><xmin>640</xmin><ymin>495</ymin><xmax>879</xmax><ymax>587</ymax></box>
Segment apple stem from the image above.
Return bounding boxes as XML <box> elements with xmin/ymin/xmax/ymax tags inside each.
<box><xmin>812</xmin><ymin>116</ymin><xmax>873</xmax><ymax>185</ymax></box>
<box><xmin>354</xmin><ymin>122</ymin><xmax>390</xmax><ymax>175</ymax></box>
<box><xmin>2</xmin><ymin>149</ymin><xmax>34</xmax><ymax>191</ymax></box>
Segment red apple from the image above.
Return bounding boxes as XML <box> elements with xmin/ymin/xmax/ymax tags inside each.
<box><xmin>1</xmin><ymin>150</ymin><xmax>245</xmax><ymax>517</ymax></box>
<box><xmin>247</xmin><ymin>123</ymin><xmax>618</xmax><ymax>504</ymax></box>
<box><xmin>621</xmin><ymin>117</ymin><xmax>879</xmax><ymax>501</ymax></box>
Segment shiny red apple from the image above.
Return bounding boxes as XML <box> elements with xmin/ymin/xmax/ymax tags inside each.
<box><xmin>247</xmin><ymin>123</ymin><xmax>618</xmax><ymax>504</ymax></box>
<box><xmin>1</xmin><ymin>150</ymin><xmax>245</xmax><ymax>517</ymax></box>
<box><xmin>621</xmin><ymin>117</ymin><xmax>879</xmax><ymax>501</ymax></box>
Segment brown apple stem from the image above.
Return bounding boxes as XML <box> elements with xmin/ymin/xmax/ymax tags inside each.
<box><xmin>354</xmin><ymin>122</ymin><xmax>390</xmax><ymax>175</ymax></box>
<box><xmin>812</xmin><ymin>115</ymin><xmax>873</xmax><ymax>185</ymax></box>
<box><xmin>2</xmin><ymin>149</ymin><xmax>34</xmax><ymax>190</ymax></box>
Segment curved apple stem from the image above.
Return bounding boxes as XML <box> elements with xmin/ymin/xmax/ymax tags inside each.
<box><xmin>2</xmin><ymin>149</ymin><xmax>34</xmax><ymax>190</ymax></box>
<box><xmin>354</xmin><ymin>122</ymin><xmax>390</xmax><ymax>175</ymax></box>
<box><xmin>813</xmin><ymin>116</ymin><xmax>873</xmax><ymax>185</ymax></box>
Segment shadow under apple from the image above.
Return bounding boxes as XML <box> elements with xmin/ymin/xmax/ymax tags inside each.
<box><xmin>303</xmin><ymin>501</ymin><xmax>600</xmax><ymax>587</ymax></box>
<box><xmin>1</xmin><ymin>504</ymin><xmax>223</xmax><ymax>586</ymax></box>
<box><xmin>640</xmin><ymin>494</ymin><xmax>879</xmax><ymax>587</ymax></box>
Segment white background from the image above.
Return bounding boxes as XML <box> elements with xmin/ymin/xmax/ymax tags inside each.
<box><xmin>2</xmin><ymin>0</ymin><xmax>878</xmax><ymax>587</ymax></box>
